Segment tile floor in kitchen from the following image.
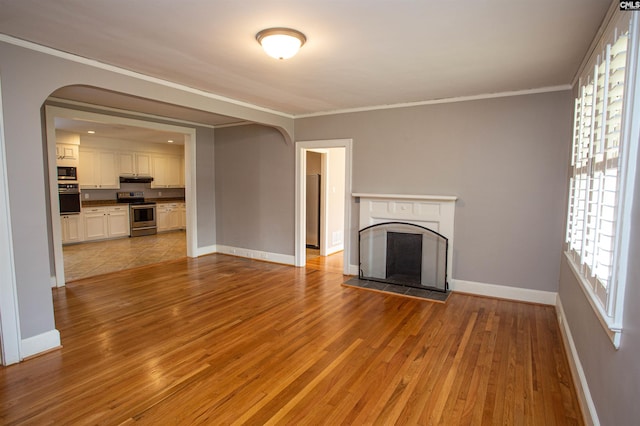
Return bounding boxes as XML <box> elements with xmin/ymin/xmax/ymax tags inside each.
<box><xmin>63</xmin><ymin>231</ymin><xmax>187</xmax><ymax>282</ymax></box>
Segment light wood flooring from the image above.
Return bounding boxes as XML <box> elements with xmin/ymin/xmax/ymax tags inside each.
<box><xmin>63</xmin><ymin>231</ymin><xmax>186</xmax><ymax>281</ymax></box>
<box><xmin>0</xmin><ymin>254</ymin><xmax>582</xmax><ymax>425</ymax></box>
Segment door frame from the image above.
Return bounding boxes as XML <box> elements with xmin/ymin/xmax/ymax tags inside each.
<box><xmin>45</xmin><ymin>105</ymin><xmax>198</xmax><ymax>287</ymax></box>
<box><xmin>0</xmin><ymin>76</ymin><xmax>22</xmax><ymax>365</ymax></box>
<box><xmin>295</xmin><ymin>139</ymin><xmax>352</xmax><ymax>274</ymax></box>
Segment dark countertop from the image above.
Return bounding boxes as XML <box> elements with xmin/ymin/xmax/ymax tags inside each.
<box><xmin>147</xmin><ymin>197</ymin><xmax>186</xmax><ymax>203</ymax></box>
<box><xmin>82</xmin><ymin>197</ymin><xmax>185</xmax><ymax>208</ymax></box>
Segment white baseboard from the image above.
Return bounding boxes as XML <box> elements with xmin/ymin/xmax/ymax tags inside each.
<box><xmin>21</xmin><ymin>329</ymin><xmax>61</xmax><ymax>359</ymax></box>
<box><xmin>449</xmin><ymin>279</ymin><xmax>557</xmax><ymax>305</ymax></box>
<box><xmin>348</xmin><ymin>264</ymin><xmax>359</xmax><ymax>275</ymax></box>
<box><xmin>196</xmin><ymin>244</ymin><xmax>217</xmax><ymax>257</ymax></box>
<box><xmin>215</xmin><ymin>245</ymin><xmax>295</xmax><ymax>266</ymax></box>
<box><xmin>326</xmin><ymin>243</ymin><xmax>344</xmax><ymax>256</ymax></box>
<box><xmin>50</xmin><ymin>275</ymin><xmax>57</xmax><ymax>288</ymax></box>
<box><xmin>555</xmin><ymin>296</ymin><xmax>598</xmax><ymax>426</ymax></box>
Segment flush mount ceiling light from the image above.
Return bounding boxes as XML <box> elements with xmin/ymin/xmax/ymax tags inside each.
<box><xmin>256</xmin><ymin>27</ymin><xmax>306</xmax><ymax>60</ymax></box>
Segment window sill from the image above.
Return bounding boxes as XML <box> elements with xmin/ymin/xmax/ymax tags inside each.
<box><xmin>564</xmin><ymin>252</ymin><xmax>622</xmax><ymax>349</ymax></box>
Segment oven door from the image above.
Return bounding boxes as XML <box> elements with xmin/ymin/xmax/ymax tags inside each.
<box><xmin>130</xmin><ymin>205</ymin><xmax>156</xmax><ymax>228</ymax></box>
<box><xmin>59</xmin><ymin>192</ymin><xmax>81</xmax><ymax>214</ymax></box>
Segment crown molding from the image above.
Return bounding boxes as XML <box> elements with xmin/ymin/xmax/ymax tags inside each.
<box><xmin>294</xmin><ymin>85</ymin><xmax>572</xmax><ymax>118</ymax></box>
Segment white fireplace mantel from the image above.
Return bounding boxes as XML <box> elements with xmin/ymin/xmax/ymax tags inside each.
<box><xmin>352</xmin><ymin>193</ymin><xmax>458</xmax><ymax>202</ymax></box>
<box><xmin>353</xmin><ymin>193</ymin><xmax>457</xmax><ymax>283</ymax></box>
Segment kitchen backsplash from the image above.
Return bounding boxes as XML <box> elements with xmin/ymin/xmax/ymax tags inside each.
<box><xmin>82</xmin><ymin>183</ymin><xmax>185</xmax><ymax>201</ymax></box>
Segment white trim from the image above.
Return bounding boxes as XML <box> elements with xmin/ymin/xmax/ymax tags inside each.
<box><xmin>348</xmin><ymin>264</ymin><xmax>359</xmax><ymax>276</ymax></box>
<box><xmin>0</xmin><ymin>34</ymin><xmax>294</xmax><ymax>120</ymax></box>
<box><xmin>296</xmin><ymin>85</ymin><xmax>571</xmax><ymax>118</ymax></box>
<box><xmin>20</xmin><ymin>329</ymin><xmax>60</xmax><ymax>359</ymax></box>
<box><xmin>45</xmin><ymin>106</ymin><xmax>199</xmax><ymax>286</ymax></box>
<box><xmin>450</xmin><ymin>279</ymin><xmax>557</xmax><ymax>305</ymax></box>
<box><xmin>295</xmin><ymin>139</ymin><xmax>353</xmax><ymax>275</ymax></box>
<box><xmin>184</xmin><ymin>131</ymin><xmax>198</xmax><ymax>258</ymax></box>
<box><xmin>325</xmin><ymin>243</ymin><xmax>344</xmax><ymax>256</ymax></box>
<box><xmin>564</xmin><ymin>252</ymin><xmax>621</xmax><ymax>347</ymax></box>
<box><xmin>555</xmin><ymin>295</ymin><xmax>599</xmax><ymax>426</ymax></box>
<box><xmin>571</xmin><ymin>0</ymin><xmax>619</xmax><ymax>88</ymax></box>
<box><xmin>215</xmin><ymin>245</ymin><xmax>295</xmax><ymax>266</ymax></box>
<box><xmin>352</xmin><ymin>193</ymin><xmax>458</xmax><ymax>201</ymax></box>
<box><xmin>196</xmin><ymin>244</ymin><xmax>217</xmax><ymax>257</ymax></box>
<box><xmin>45</xmin><ymin>106</ymin><xmax>66</xmax><ymax>287</ymax></box>
<box><xmin>0</xmin><ymin>75</ymin><xmax>22</xmax><ymax>365</ymax></box>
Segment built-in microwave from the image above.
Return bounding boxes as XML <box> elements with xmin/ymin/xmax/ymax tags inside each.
<box><xmin>57</xmin><ymin>166</ymin><xmax>77</xmax><ymax>181</ymax></box>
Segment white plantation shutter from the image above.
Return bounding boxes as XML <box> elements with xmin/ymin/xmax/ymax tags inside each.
<box><xmin>566</xmin><ymin>10</ymin><xmax>636</xmax><ymax>332</ymax></box>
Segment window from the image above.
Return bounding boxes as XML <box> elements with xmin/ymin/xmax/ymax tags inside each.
<box><xmin>565</xmin><ymin>11</ymin><xmax>639</xmax><ymax>347</ymax></box>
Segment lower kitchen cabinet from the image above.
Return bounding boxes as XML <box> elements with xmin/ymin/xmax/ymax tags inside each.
<box><xmin>84</xmin><ymin>208</ymin><xmax>108</xmax><ymax>240</ymax></box>
<box><xmin>106</xmin><ymin>206</ymin><xmax>130</xmax><ymax>238</ymax></box>
<box><xmin>61</xmin><ymin>214</ymin><xmax>83</xmax><ymax>244</ymax></box>
<box><xmin>179</xmin><ymin>203</ymin><xmax>186</xmax><ymax>228</ymax></box>
<box><xmin>157</xmin><ymin>202</ymin><xmax>185</xmax><ymax>232</ymax></box>
<box><xmin>83</xmin><ymin>206</ymin><xmax>130</xmax><ymax>241</ymax></box>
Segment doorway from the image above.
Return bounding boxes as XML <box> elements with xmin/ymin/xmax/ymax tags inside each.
<box><xmin>295</xmin><ymin>139</ymin><xmax>352</xmax><ymax>275</ymax></box>
<box><xmin>45</xmin><ymin>106</ymin><xmax>198</xmax><ymax>287</ymax></box>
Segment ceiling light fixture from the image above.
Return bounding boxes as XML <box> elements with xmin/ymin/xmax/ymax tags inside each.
<box><xmin>87</xmin><ymin>130</ymin><xmax>95</xmax><ymax>134</ymax></box>
<box><xmin>167</xmin><ymin>140</ymin><xmax>174</xmax><ymax>143</ymax></box>
<box><xmin>256</xmin><ymin>27</ymin><xmax>306</xmax><ymax>60</ymax></box>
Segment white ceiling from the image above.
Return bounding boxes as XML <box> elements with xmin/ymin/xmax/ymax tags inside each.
<box><xmin>55</xmin><ymin>117</ymin><xmax>188</xmax><ymax>145</ymax></box>
<box><xmin>0</xmin><ymin>0</ymin><xmax>611</xmax><ymax>117</ymax></box>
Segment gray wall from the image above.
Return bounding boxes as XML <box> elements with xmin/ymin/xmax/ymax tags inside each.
<box><xmin>557</xmin><ymin>138</ymin><xmax>640</xmax><ymax>425</ymax></box>
<box><xmin>195</xmin><ymin>126</ymin><xmax>216</xmax><ymax>248</ymax></box>
<box><xmin>296</xmin><ymin>91</ymin><xmax>573</xmax><ymax>291</ymax></box>
<box><xmin>214</xmin><ymin>124</ymin><xmax>294</xmax><ymax>255</ymax></box>
<box><xmin>0</xmin><ymin>40</ymin><xmax>291</xmax><ymax>340</ymax></box>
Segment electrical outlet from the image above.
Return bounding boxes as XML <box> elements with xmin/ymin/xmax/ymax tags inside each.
<box><xmin>158</xmin><ymin>191</ymin><xmax>162</xmax><ymax>196</ymax></box>
<box><xmin>84</xmin><ymin>193</ymin><xmax>89</xmax><ymax>199</ymax></box>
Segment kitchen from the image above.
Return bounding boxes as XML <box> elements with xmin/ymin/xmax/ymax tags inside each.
<box><xmin>56</xmin><ymin>117</ymin><xmax>188</xmax><ymax>281</ymax></box>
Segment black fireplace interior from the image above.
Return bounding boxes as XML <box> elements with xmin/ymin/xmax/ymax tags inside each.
<box><xmin>359</xmin><ymin>222</ymin><xmax>448</xmax><ymax>292</ymax></box>
<box><xmin>386</xmin><ymin>231</ymin><xmax>423</xmax><ymax>286</ymax></box>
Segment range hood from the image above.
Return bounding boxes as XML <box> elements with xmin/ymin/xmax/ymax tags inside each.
<box><xmin>119</xmin><ymin>175</ymin><xmax>154</xmax><ymax>184</ymax></box>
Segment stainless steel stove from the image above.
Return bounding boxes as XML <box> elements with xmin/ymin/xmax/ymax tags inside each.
<box><xmin>117</xmin><ymin>192</ymin><xmax>157</xmax><ymax>237</ymax></box>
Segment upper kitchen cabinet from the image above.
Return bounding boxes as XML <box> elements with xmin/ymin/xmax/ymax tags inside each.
<box><xmin>79</xmin><ymin>148</ymin><xmax>119</xmax><ymax>189</ymax></box>
<box><xmin>55</xmin><ymin>130</ymin><xmax>80</xmax><ymax>167</ymax></box>
<box><xmin>56</xmin><ymin>144</ymin><xmax>78</xmax><ymax>163</ymax></box>
<box><xmin>119</xmin><ymin>152</ymin><xmax>152</xmax><ymax>177</ymax></box>
<box><xmin>151</xmin><ymin>154</ymin><xmax>184</xmax><ymax>188</ymax></box>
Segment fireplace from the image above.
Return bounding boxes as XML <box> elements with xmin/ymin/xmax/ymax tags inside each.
<box><xmin>359</xmin><ymin>222</ymin><xmax>448</xmax><ymax>292</ymax></box>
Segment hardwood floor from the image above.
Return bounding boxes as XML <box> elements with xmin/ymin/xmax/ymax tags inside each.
<box><xmin>0</xmin><ymin>254</ymin><xmax>582</xmax><ymax>425</ymax></box>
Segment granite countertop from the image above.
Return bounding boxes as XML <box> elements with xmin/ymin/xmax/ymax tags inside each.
<box><xmin>81</xmin><ymin>197</ymin><xmax>185</xmax><ymax>207</ymax></box>
<box><xmin>147</xmin><ymin>197</ymin><xmax>186</xmax><ymax>203</ymax></box>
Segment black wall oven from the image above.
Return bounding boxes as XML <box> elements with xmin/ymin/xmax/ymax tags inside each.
<box><xmin>58</xmin><ymin>183</ymin><xmax>81</xmax><ymax>214</ymax></box>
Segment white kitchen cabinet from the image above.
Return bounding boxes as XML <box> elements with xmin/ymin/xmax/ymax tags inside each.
<box><xmin>179</xmin><ymin>203</ymin><xmax>186</xmax><ymax>229</ymax></box>
<box><xmin>119</xmin><ymin>152</ymin><xmax>151</xmax><ymax>177</ymax></box>
<box><xmin>151</xmin><ymin>155</ymin><xmax>184</xmax><ymax>188</ymax></box>
<box><xmin>83</xmin><ymin>207</ymin><xmax>109</xmax><ymax>240</ymax></box>
<box><xmin>106</xmin><ymin>206</ymin><xmax>130</xmax><ymax>237</ymax></box>
<box><xmin>83</xmin><ymin>206</ymin><xmax>130</xmax><ymax>240</ymax></box>
<box><xmin>60</xmin><ymin>214</ymin><xmax>83</xmax><ymax>244</ymax></box>
<box><xmin>157</xmin><ymin>202</ymin><xmax>182</xmax><ymax>231</ymax></box>
<box><xmin>156</xmin><ymin>203</ymin><xmax>169</xmax><ymax>231</ymax></box>
<box><xmin>56</xmin><ymin>143</ymin><xmax>79</xmax><ymax>166</ymax></box>
<box><xmin>79</xmin><ymin>149</ymin><xmax>119</xmax><ymax>189</ymax></box>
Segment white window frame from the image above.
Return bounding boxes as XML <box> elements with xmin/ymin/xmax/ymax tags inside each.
<box><xmin>565</xmin><ymin>11</ymin><xmax>639</xmax><ymax>348</ymax></box>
